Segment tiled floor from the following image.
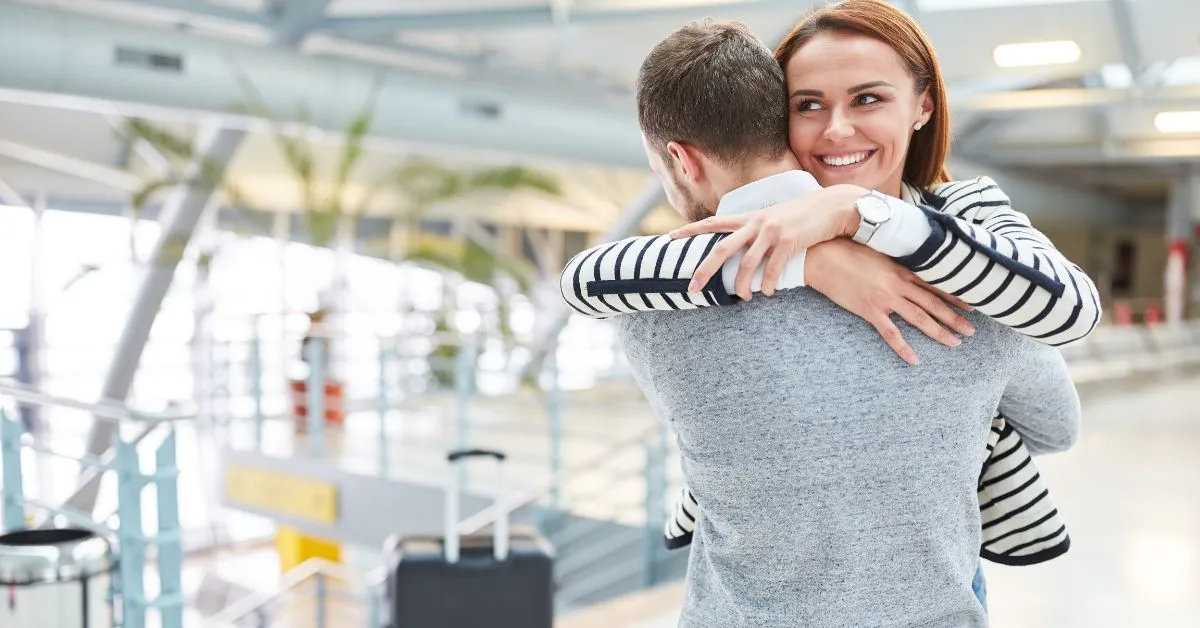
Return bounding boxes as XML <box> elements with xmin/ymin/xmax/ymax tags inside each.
<box><xmin>563</xmin><ymin>373</ymin><xmax>1200</xmax><ymax>627</ymax></box>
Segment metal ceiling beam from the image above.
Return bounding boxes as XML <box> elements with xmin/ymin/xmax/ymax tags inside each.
<box><xmin>0</xmin><ymin>139</ymin><xmax>144</xmax><ymax>191</ymax></box>
<box><xmin>0</xmin><ymin>3</ymin><xmax>644</xmax><ymax>168</ymax></box>
<box><xmin>956</xmin><ymin>84</ymin><xmax>1200</xmax><ymax>113</ymax></box>
<box><xmin>971</xmin><ymin>139</ymin><xmax>1200</xmax><ymax>166</ymax></box>
<box><xmin>19</xmin><ymin>0</ymin><xmax>273</xmax><ymax>29</ymax></box>
<box><xmin>271</xmin><ymin>0</ymin><xmax>333</xmax><ymax>47</ymax></box>
<box><xmin>320</xmin><ymin>0</ymin><xmax>803</xmax><ymax>37</ymax></box>
<box><xmin>1107</xmin><ymin>0</ymin><xmax>1146</xmax><ymax>86</ymax></box>
<box><xmin>0</xmin><ymin>174</ymin><xmax>29</xmax><ymax>207</ymax></box>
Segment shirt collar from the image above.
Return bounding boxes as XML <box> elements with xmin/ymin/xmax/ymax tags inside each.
<box><xmin>715</xmin><ymin>170</ymin><xmax>821</xmax><ymax>216</ymax></box>
<box><xmin>716</xmin><ymin>171</ymin><xmax>928</xmax><ymax>216</ymax></box>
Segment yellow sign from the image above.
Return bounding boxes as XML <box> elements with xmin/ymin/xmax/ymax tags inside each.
<box><xmin>225</xmin><ymin>464</ymin><xmax>339</xmax><ymax>524</ymax></box>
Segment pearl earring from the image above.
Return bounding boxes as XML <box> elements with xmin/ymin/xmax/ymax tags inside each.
<box><xmin>914</xmin><ymin>122</ymin><xmax>923</xmax><ymax>131</ymax></box>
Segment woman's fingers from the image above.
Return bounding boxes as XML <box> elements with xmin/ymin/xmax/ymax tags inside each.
<box><xmin>669</xmin><ymin>215</ymin><xmax>746</xmax><ymax>239</ymax></box>
<box><xmin>870</xmin><ymin>315</ymin><xmax>919</xmax><ymax>366</ymax></box>
<box><xmin>894</xmin><ymin>299</ymin><xmax>961</xmax><ymax>348</ymax></box>
<box><xmin>735</xmin><ymin>231</ymin><xmax>774</xmax><ymax>300</ymax></box>
<box><xmin>906</xmin><ymin>283</ymin><xmax>976</xmax><ymax>337</ymax></box>
<box><xmin>687</xmin><ymin>227</ymin><xmax>755</xmax><ymax>292</ymax></box>
<box><xmin>759</xmin><ymin>246</ymin><xmax>793</xmax><ymax>297</ymax></box>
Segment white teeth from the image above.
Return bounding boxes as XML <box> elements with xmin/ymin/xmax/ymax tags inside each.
<box><xmin>821</xmin><ymin>151</ymin><xmax>870</xmax><ymax>167</ymax></box>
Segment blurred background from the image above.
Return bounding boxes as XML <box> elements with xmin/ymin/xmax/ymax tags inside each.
<box><xmin>0</xmin><ymin>0</ymin><xmax>1197</xmax><ymax>626</ymax></box>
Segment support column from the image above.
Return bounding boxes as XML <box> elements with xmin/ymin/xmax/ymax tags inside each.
<box><xmin>70</xmin><ymin>126</ymin><xmax>246</xmax><ymax>515</ymax></box>
<box><xmin>272</xmin><ymin>210</ymin><xmax>291</xmax><ymax>374</ymax></box>
<box><xmin>19</xmin><ymin>192</ymin><xmax>47</xmax><ymax>436</ymax></box>
<box><xmin>528</xmin><ymin>176</ymin><xmax>664</xmax><ymax>367</ymax></box>
<box><xmin>1165</xmin><ymin>168</ymin><xmax>1198</xmax><ymax>324</ymax></box>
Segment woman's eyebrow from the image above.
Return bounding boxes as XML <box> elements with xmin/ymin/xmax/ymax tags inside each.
<box><xmin>790</xmin><ymin>88</ymin><xmax>823</xmax><ymax>98</ymax></box>
<box><xmin>848</xmin><ymin>80</ymin><xmax>894</xmax><ymax>93</ymax></box>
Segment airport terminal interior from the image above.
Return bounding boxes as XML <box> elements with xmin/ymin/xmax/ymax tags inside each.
<box><xmin>0</xmin><ymin>0</ymin><xmax>1198</xmax><ymax>626</ymax></box>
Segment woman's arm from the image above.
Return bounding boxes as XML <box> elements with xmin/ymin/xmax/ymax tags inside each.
<box><xmin>668</xmin><ymin>177</ymin><xmax>1102</xmax><ymax>348</ymax></box>
<box><xmin>559</xmin><ymin>233</ymin><xmax>737</xmax><ymax>319</ymax></box>
<box><xmin>899</xmin><ymin>177</ymin><xmax>1102</xmax><ymax>346</ymax></box>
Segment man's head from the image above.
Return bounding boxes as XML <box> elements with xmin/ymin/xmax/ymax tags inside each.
<box><xmin>636</xmin><ymin>20</ymin><xmax>791</xmax><ymax>222</ymax></box>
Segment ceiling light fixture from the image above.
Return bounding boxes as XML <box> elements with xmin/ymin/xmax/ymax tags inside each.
<box><xmin>992</xmin><ymin>40</ymin><xmax>1081</xmax><ymax>68</ymax></box>
<box><xmin>1154</xmin><ymin>111</ymin><xmax>1200</xmax><ymax>134</ymax></box>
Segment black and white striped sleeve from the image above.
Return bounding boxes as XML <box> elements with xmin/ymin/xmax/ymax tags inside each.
<box><xmin>897</xmin><ymin>177</ymin><xmax>1102</xmax><ymax>347</ymax></box>
<box><xmin>559</xmin><ymin>233</ymin><xmax>737</xmax><ymax>319</ymax></box>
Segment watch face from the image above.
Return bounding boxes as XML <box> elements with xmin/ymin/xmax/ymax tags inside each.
<box><xmin>858</xmin><ymin>195</ymin><xmax>891</xmax><ymax>223</ymax></box>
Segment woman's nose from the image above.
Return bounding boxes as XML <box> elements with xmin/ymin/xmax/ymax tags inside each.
<box><xmin>823</xmin><ymin>110</ymin><xmax>854</xmax><ymax>142</ymax></box>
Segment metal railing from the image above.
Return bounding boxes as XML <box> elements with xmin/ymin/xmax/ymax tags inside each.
<box><xmin>215</xmin><ymin>326</ymin><xmax>650</xmax><ymax>502</ymax></box>
<box><xmin>0</xmin><ymin>381</ymin><xmax>190</xmax><ymax>628</ymax></box>
<box><xmin>205</xmin><ymin>558</ymin><xmax>387</xmax><ymax>628</ymax></box>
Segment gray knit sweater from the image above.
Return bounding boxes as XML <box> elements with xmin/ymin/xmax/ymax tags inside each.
<box><xmin>616</xmin><ymin>289</ymin><xmax>1080</xmax><ymax>628</ymax></box>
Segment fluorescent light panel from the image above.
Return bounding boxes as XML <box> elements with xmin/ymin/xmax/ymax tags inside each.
<box><xmin>1155</xmin><ymin>111</ymin><xmax>1200</xmax><ymax>134</ymax></box>
<box><xmin>993</xmin><ymin>40</ymin><xmax>1081</xmax><ymax>68</ymax></box>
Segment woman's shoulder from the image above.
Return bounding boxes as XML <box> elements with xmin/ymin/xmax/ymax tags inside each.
<box><xmin>929</xmin><ymin>175</ymin><xmax>1002</xmax><ymax>198</ymax></box>
<box><xmin>924</xmin><ymin>176</ymin><xmax>1011</xmax><ymax>212</ymax></box>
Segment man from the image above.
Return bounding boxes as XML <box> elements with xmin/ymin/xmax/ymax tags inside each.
<box><xmin>603</xmin><ymin>21</ymin><xmax>1080</xmax><ymax>627</ymax></box>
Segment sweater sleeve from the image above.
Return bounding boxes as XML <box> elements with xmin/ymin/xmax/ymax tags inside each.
<box><xmin>559</xmin><ymin>233</ymin><xmax>736</xmax><ymax>319</ymax></box>
<box><xmin>559</xmin><ymin>177</ymin><xmax>1103</xmax><ymax>349</ymax></box>
<box><xmin>894</xmin><ymin>177</ymin><xmax>1102</xmax><ymax>347</ymax></box>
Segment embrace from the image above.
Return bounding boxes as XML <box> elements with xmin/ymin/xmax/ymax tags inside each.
<box><xmin>559</xmin><ymin>1</ymin><xmax>1096</xmax><ymax>626</ymax></box>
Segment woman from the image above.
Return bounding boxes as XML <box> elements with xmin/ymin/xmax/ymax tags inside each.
<box><xmin>560</xmin><ymin>0</ymin><xmax>1095</xmax><ymax>609</ymax></box>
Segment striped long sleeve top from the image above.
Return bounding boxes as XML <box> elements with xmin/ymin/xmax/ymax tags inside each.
<box><xmin>559</xmin><ymin>176</ymin><xmax>1097</xmax><ymax>566</ymax></box>
<box><xmin>560</xmin><ymin>176</ymin><xmax>1102</xmax><ymax>347</ymax></box>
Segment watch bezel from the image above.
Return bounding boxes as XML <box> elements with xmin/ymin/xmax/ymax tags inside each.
<box><xmin>856</xmin><ymin>191</ymin><xmax>891</xmax><ymax>224</ymax></box>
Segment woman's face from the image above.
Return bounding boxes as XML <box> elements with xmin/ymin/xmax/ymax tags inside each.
<box><xmin>784</xmin><ymin>31</ymin><xmax>933</xmax><ymax>197</ymax></box>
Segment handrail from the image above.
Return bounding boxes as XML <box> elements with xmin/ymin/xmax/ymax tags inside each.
<box><xmin>205</xmin><ymin>557</ymin><xmax>386</xmax><ymax>627</ymax></box>
<box><xmin>35</xmin><ymin>420</ymin><xmax>161</xmax><ymax>530</ymax></box>
<box><xmin>458</xmin><ymin>422</ymin><xmax>661</xmax><ymax>535</ymax></box>
<box><xmin>0</xmin><ymin>380</ymin><xmax>196</xmax><ymax>423</ymax></box>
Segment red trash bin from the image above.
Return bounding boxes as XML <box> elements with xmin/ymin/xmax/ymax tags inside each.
<box><xmin>289</xmin><ymin>379</ymin><xmax>345</xmax><ymax>431</ymax></box>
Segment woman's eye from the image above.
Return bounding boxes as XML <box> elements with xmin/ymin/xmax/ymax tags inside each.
<box><xmin>855</xmin><ymin>93</ymin><xmax>882</xmax><ymax>106</ymax></box>
<box><xmin>795</xmin><ymin>100</ymin><xmax>823</xmax><ymax>112</ymax></box>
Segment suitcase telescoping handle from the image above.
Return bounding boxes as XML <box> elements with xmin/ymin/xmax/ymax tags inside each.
<box><xmin>444</xmin><ymin>448</ymin><xmax>508</xmax><ymax>565</ymax></box>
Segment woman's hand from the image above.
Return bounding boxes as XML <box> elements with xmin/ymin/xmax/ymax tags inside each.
<box><xmin>805</xmin><ymin>239</ymin><xmax>975</xmax><ymax>365</ymax></box>
<box><xmin>670</xmin><ymin>184</ymin><xmax>867</xmax><ymax>300</ymax></box>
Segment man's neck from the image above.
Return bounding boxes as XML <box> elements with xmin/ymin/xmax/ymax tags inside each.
<box><xmin>711</xmin><ymin>154</ymin><xmax>801</xmax><ymax>200</ymax></box>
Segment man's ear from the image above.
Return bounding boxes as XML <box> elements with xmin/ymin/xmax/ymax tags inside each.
<box><xmin>667</xmin><ymin>141</ymin><xmax>704</xmax><ymax>184</ymax></box>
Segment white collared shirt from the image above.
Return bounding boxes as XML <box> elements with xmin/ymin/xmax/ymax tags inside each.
<box><xmin>716</xmin><ymin>170</ymin><xmax>933</xmax><ymax>293</ymax></box>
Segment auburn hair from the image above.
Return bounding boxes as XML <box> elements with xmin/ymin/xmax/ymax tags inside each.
<box><xmin>774</xmin><ymin>0</ymin><xmax>952</xmax><ymax>188</ymax></box>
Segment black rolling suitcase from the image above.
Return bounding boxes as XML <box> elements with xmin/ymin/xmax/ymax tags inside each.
<box><xmin>384</xmin><ymin>449</ymin><xmax>555</xmax><ymax>628</ymax></box>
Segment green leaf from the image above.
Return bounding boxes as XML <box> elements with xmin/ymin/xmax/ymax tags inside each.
<box><xmin>125</xmin><ymin>119</ymin><xmax>195</xmax><ymax>161</ymax></box>
<box><xmin>306</xmin><ymin>211</ymin><xmax>339</xmax><ymax>248</ymax></box>
<box><xmin>131</xmin><ymin>177</ymin><xmax>185</xmax><ymax>210</ymax></box>
<box><xmin>332</xmin><ymin>72</ymin><xmax>384</xmax><ymax>211</ymax></box>
<box><xmin>406</xmin><ymin>233</ymin><xmax>469</xmax><ymax>273</ymax></box>
<box><xmin>465</xmin><ymin>166</ymin><xmax>562</xmax><ymax>197</ymax></box>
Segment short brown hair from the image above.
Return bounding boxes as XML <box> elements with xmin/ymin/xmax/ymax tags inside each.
<box><xmin>636</xmin><ymin>20</ymin><xmax>789</xmax><ymax>165</ymax></box>
<box><xmin>775</xmin><ymin>0</ymin><xmax>952</xmax><ymax>188</ymax></box>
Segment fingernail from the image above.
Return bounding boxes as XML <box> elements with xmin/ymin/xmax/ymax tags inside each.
<box><xmin>963</xmin><ymin>325</ymin><xmax>975</xmax><ymax>336</ymax></box>
<box><xmin>950</xmin><ymin>337</ymin><xmax>961</xmax><ymax>347</ymax></box>
<box><xmin>904</xmin><ymin>350</ymin><xmax>919</xmax><ymax>365</ymax></box>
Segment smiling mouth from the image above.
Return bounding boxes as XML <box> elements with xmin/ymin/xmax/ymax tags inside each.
<box><xmin>818</xmin><ymin>150</ymin><xmax>877</xmax><ymax>169</ymax></box>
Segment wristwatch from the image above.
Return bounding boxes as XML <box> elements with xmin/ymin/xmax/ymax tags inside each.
<box><xmin>851</xmin><ymin>190</ymin><xmax>892</xmax><ymax>245</ymax></box>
